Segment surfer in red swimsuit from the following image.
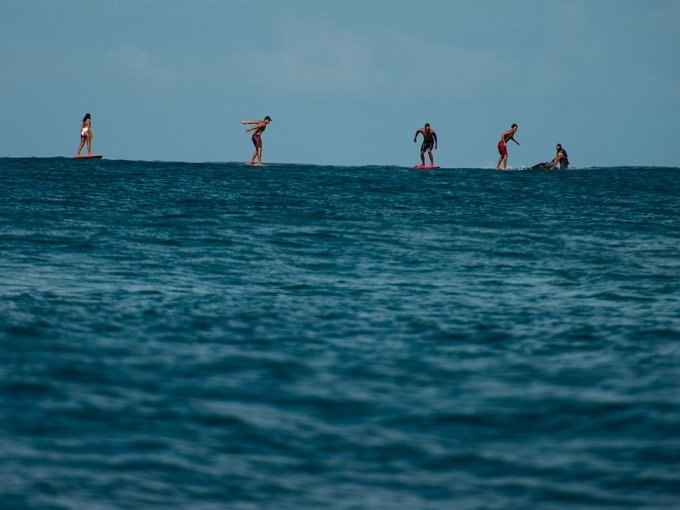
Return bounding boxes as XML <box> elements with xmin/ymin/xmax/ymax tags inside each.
<box><xmin>77</xmin><ymin>113</ymin><xmax>93</xmax><ymax>156</ymax></box>
<box><xmin>414</xmin><ymin>123</ymin><xmax>438</xmax><ymax>167</ymax></box>
<box><xmin>241</xmin><ymin>116</ymin><xmax>272</xmax><ymax>166</ymax></box>
<box><xmin>496</xmin><ymin>123</ymin><xmax>519</xmax><ymax>170</ymax></box>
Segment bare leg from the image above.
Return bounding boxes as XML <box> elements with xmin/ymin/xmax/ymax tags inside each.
<box><xmin>249</xmin><ymin>149</ymin><xmax>257</xmax><ymax>164</ymax></box>
<box><xmin>496</xmin><ymin>156</ymin><xmax>503</xmax><ymax>170</ymax></box>
<box><xmin>428</xmin><ymin>150</ymin><xmax>434</xmax><ymax>166</ymax></box>
<box><xmin>86</xmin><ymin>134</ymin><xmax>92</xmax><ymax>155</ymax></box>
<box><xmin>503</xmin><ymin>155</ymin><xmax>508</xmax><ymax>170</ymax></box>
<box><xmin>256</xmin><ymin>147</ymin><xmax>263</xmax><ymax>165</ymax></box>
<box><xmin>420</xmin><ymin>151</ymin><xmax>425</xmax><ymax>166</ymax></box>
<box><xmin>77</xmin><ymin>137</ymin><xmax>85</xmax><ymax>156</ymax></box>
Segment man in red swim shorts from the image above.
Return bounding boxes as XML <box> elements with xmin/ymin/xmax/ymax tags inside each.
<box><xmin>241</xmin><ymin>116</ymin><xmax>272</xmax><ymax>166</ymax></box>
<box><xmin>496</xmin><ymin>123</ymin><xmax>519</xmax><ymax>170</ymax></box>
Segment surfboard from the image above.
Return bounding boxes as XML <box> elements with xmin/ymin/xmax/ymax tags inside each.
<box><xmin>72</xmin><ymin>154</ymin><xmax>103</xmax><ymax>160</ymax></box>
<box><xmin>414</xmin><ymin>165</ymin><xmax>440</xmax><ymax>169</ymax></box>
<box><xmin>245</xmin><ymin>162</ymin><xmax>267</xmax><ymax>167</ymax></box>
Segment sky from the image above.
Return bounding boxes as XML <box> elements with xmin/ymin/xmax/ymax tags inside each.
<box><xmin>1</xmin><ymin>0</ymin><xmax>678</xmax><ymax>167</ymax></box>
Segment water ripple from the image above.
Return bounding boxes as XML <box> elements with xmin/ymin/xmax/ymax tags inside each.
<box><xmin>1</xmin><ymin>159</ymin><xmax>679</xmax><ymax>509</ymax></box>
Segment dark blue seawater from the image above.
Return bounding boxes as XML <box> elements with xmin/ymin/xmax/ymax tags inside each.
<box><xmin>1</xmin><ymin>157</ymin><xmax>679</xmax><ymax>510</ymax></box>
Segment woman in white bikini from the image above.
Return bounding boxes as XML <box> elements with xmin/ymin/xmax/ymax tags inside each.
<box><xmin>77</xmin><ymin>113</ymin><xmax>93</xmax><ymax>156</ymax></box>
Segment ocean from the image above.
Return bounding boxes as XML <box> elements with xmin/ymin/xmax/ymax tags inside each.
<box><xmin>1</xmin><ymin>157</ymin><xmax>679</xmax><ymax>509</ymax></box>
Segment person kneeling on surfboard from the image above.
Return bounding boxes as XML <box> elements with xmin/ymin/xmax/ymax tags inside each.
<box><xmin>414</xmin><ymin>123</ymin><xmax>438</xmax><ymax>167</ymax></box>
<box><xmin>549</xmin><ymin>144</ymin><xmax>569</xmax><ymax>169</ymax></box>
<box><xmin>241</xmin><ymin>116</ymin><xmax>272</xmax><ymax>166</ymax></box>
<box><xmin>531</xmin><ymin>144</ymin><xmax>570</xmax><ymax>170</ymax></box>
<box><xmin>77</xmin><ymin>113</ymin><xmax>93</xmax><ymax>156</ymax></box>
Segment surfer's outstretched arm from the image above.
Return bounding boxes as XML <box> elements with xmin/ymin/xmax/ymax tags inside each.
<box><xmin>510</xmin><ymin>136</ymin><xmax>520</xmax><ymax>146</ymax></box>
<box><xmin>433</xmin><ymin>131</ymin><xmax>438</xmax><ymax>149</ymax></box>
<box><xmin>241</xmin><ymin>120</ymin><xmax>258</xmax><ymax>125</ymax></box>
<box><xmin>413</xmin><ymin>130</ymin><xmax>421</xmax><ymax>143</ymax></box>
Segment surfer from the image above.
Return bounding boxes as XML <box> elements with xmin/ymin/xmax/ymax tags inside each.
<box><xmin>77</xmin><ymin>113</ymin><xmax>93</xmax><ymax>156</ymax></box>
<box><xmin>241</xmin><ymin>116</ymin><xmax>272</xmax><ymax>166</ymax></box>
<box><xmin>414</xmin><ymin>123</ymin><xmax>438</xmax><ymax>167</ymax></box>
<box><xmin>550</xmin><ymin>144</ymin><xmax>569</xmax><ymax>169</ymax></box>
<box><xmin>496</xmin><ymin>123</ymin><xmax>519</xmax><ymax>170</ymax></box>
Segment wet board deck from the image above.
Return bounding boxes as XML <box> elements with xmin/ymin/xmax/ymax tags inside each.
<box><xmin>414</xmin><ymin>165</ymin><xmax>440</xmax><ymax>169</ymax></box>
<box><xmin>245</xmin><ymin>162</ymin><xmax>267</xmax><ymax>167</ymax></box>
<box><xmin>72</xmin><ymin>154</ymin><xmax>103</xmax><ymax>159</ymax></box>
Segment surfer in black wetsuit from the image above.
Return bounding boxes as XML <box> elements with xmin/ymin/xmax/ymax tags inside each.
<box><xmin>414</xmin><ymin>123</ymin><xmax>438</xmax><ymax>166</ymax></box>
<box><xmin>550</xmin><ymin>144</ymin><xmax>569</xmax><ymax>169</ymax></box>
<box><xmin>532</xmin><ymin>144</ymin><xmax>570</xmax><ymax>170</ymax></box>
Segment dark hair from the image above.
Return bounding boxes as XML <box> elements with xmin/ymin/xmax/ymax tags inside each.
<box><xmin>264</xmin><ymin>116</ymin><xmax>272</xmax><ymax>121</ymax></box>
<box><xmin>511</xmin><ymin>123</ymin><xmax>518</xmax><ymax>128</ymax></box>
<box><xmin>556</xmin><ymin>144</ymin><xmax>562</xmax><ymax>149</ymax></box>
<box><xmin>83</xmin><ymin>113</ymin><xmax>91</xmax><ymax>122</ymax></box>
<box><xmin>425</xmin><ymin>123</ymin><xmax>430</xmax><ymax>128</ymax></box>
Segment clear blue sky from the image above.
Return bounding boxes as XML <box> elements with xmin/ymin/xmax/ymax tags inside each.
<box><xmin>1</xmin><ymin>0</ymin><xmax>678</xmax><ymax>167</ymax></box>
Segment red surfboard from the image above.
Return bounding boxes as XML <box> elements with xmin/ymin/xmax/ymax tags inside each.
<box><xmin>72</xmin><ymin>154</ymin><xmax>103</xmax><ymax>159</ymax></box>
<box><xmin>414</xmin><ymin>165</ymin><xmax>440</xmax><ymax>169</ymax></box>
